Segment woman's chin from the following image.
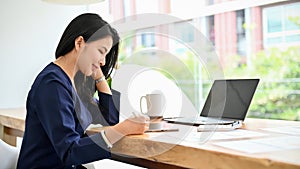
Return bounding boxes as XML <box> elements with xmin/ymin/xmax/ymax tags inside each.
<box><xmin>82</xmin><ymin>70</ymin><xmax>93</xmax><ymax>77</ymax></box>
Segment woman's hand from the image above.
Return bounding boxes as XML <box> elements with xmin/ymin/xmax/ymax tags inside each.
<box><xmin>92</xmin><ymin>67</ymin><xmax>112</xmax><ymax>95</ymax></box>
<box><xmin>104</xmin><ymin>114</ymin><xmax>150</xmax><ymax>144</ymax></box>
<box><xmin>118</xmin><ymin>115</ymin><xmax>150</xmax><ymax>135</ymax></box>
<box><xmin>92</xmin><ymin>67</ymin><xmax>104</xmax><ymax>80</ymax></box>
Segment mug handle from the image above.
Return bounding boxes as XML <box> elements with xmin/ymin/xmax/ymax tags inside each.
<box><xmin>140</xmin><ymin>96</ymin><xmax>147</xmax><ymax>114</ymax></box>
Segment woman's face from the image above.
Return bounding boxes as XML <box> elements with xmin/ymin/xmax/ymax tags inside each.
<box><xmin>77</xmin><ymin>35</ymin><xmax>113</xmax><ymax>76</ymax></box>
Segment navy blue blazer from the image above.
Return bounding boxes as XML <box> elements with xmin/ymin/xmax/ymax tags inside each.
<box><xmin>17</xmin><ymin>63</ymin><xmax>120</xmax><ymax>169</ymax></box>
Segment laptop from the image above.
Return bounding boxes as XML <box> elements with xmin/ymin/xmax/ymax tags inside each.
<box><xmin>164</xmin><ymin>79</ymin><xmax>259</xmax><ymax>126</ymax></box>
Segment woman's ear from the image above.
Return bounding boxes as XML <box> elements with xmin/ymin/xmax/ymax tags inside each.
<box><xmin>74</xmin><ymin>36</ymin><xmax>85</xmax><ymax>51</ymax></box>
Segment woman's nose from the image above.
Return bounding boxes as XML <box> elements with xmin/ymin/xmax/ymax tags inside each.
<box><xmin>99</xmin><ymin>57</ymin><xmax>106</xmax><ymax>66</ymax></box>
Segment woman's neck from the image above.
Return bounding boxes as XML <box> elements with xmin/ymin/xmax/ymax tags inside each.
<box><xmin>54</xmin><ymin>52</ymin><xmax>78</xmax><ymax>84</ymax></box>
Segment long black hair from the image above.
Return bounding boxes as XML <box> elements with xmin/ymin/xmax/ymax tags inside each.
<box><xmin>56</xmin><ymin>13</ymin><xmax>120</xmax><ymax>117</ymax></box>
<box><xmin>55</xmin><ymin>13</ymin><xmax>119</xmax><ymax>78</ymax></box>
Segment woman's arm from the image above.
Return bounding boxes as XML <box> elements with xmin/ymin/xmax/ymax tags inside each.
<box><xmin>91</xmin><ymin>68</ymin><xmax>120</xmax><ymax>125</ymax></box>
<box><xmin>93</xmin><ymin>67</ymin><xmax>111</xmax><ymax>95</ymax></box>
<box><xmin>91</xmin><ymin>68</ymin><xmax>150</xmax><ymax>145</ymax></box>
<box><xmin>35</xmin><ymin>75</ymin><xmax>112</xmax><ymax>166</ymax></box>
<box><xmin>96</xmin><ymin>90</ymin><xmax>120</xmax><ymax>125</ymax></box>
<box><xmin>75</xmin><ymin>70</ymin><xmax>120</xmax><ymax>126</ymax></box>
<box><xmin>104</xmin><ymin>115</ymin><xmax>150</xmax><ymax>145</ymax></box>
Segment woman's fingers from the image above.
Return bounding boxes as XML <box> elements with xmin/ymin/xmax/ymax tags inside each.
<box><xmin>124</xmin><ymin>114</ymin><xmax>150</xmax><ymax>134</ymax></box>
<box><xmin>131</xmin><ymin>113</ymin><xmax>150</xmax><ymax>122</ymax></box>
<box><xmin>92</xmin><ymin>67</ymin><xmax>105</xmax><ymax>80</ymax></box>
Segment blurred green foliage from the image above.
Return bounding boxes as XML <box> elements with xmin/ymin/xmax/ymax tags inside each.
<box><xmin>118</xmin><ymin>31</ymin><xmax>300</xmax><ymax>121</ymax></box>
<box><xmin>224</xmin><ymin>46</ymin><xmax>300</xmax><ymax>121</ymax></box>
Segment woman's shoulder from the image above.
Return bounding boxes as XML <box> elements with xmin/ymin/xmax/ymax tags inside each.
<box><xmin>41</xmin><ymin>62</ymin><xmax>66</xmax><ymax>78</ymax></box>
<box><xmin>33</xmin><ymin>62</ymin><xmax>72</xmax><ymax>88</ymax></box>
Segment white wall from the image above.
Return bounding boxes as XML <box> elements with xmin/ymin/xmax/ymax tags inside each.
<box><xmin>0</xmin><ymin>0</ymin><xmax>89</xmax><ymax>108</ymax></box>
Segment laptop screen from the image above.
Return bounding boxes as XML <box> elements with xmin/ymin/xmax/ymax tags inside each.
<box><xmin>200</xmin><ymin>79</ymin><xmax>259</xmax><ymax>120</ymax></box>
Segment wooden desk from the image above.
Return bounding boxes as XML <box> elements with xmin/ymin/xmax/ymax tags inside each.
<box><xmin>0</xmin><ymin>108</ymin><xmax>25</xmax><ymax>146</ymax></box>
<box><xmin>1</xmin><ymin>108</ymin><xmax>300</xmax><ymax>169</ymax></box>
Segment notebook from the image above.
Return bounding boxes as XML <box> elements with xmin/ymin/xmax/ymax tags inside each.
<box><xmin>164</xmin><ymin>79</ymin><xmax>259</xmax><ymax>126</ymax></box>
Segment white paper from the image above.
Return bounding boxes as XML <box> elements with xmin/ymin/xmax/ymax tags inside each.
<box><xmin>185</xmin><ymin>129</ymin><xmax>268</xmax><ymax>142</ymax></box>
<box><xmin>213</xmin><ymin>136</ymin><xmax>300</xmax><ymax>153</ymax></box>
<box><xmin>260</xmin><ymin>126</ymin><xmax>300</xmax><ymax>135</ymax></box>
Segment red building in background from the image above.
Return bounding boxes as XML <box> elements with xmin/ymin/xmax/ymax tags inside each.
<box><xmin>108</xmin><ymin>0</ymin><xmax>300</xmax><ymax>68</ymax></box>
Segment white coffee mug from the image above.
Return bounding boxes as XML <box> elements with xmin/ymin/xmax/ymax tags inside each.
<box><xmin>140</xmin><ymin>94</ymin><xmax>165</xmax><ymax>117</ymax></box>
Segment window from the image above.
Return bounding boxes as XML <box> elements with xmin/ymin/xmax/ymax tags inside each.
<box><xmin>123</xmin><ymin>0</ymin><xmax>131</xmax><ymax>17</ymax></box>
<box><xmin>205</xmin><ymin>0</ymin><xmax>214</xmax><ymax>5</ymax></box>
<box><xmin>141</xmin><ymin>32</ymin><xmax>155</xmax><ymax>47</ymax></box>
<box><xmin>207</xmin><ymin>15</ymin><xmax>215</xmax><ymax>45</ymax></box>
<box><xmin>236</xmin><ymin>9</ymin><xmax>246</xmax><ymax>56</ymax></box>
<box><xmin>174</xmin><ymin>21</ymin><xmax>194</xmax><ymax>43</ymax></box>
<box><xmin>263</xmin><ymin>2</ymin><xmax>300</xmax><ymax>48</ymax></box>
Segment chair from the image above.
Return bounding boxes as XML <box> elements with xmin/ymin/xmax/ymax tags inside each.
<box><xmin>0</xmin><ymin>139</ymin><xmax>20</xmax><ymax>169</ymax></box>
<box><xmin>0</xmin><ymin>139</ymin><xmax>144</xmax><ymax>169</ymax></box>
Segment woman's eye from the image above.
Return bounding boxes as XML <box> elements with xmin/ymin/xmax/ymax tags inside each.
<box><xmin>98</xmin><ymin>50</ymin><xmax>104</xmax><ymax>54</ymax></box>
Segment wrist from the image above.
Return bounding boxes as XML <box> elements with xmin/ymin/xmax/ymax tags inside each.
<box><xmin>112</xmin><ymin>124</ymin><xmax>127</xmax><ymax>136</ymax></box>
<box><xmin>95</xmin><ymin>76</ymin><xmax>105</xmax><ymax>84</ymax></box>
<box><xmin>104</xmin><ymin>126</ymin><xmax>126</xmax><ymax>145</ymax></box>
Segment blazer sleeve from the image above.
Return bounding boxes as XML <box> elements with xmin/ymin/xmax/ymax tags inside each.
<box><xmin>90</xmin><ymin>89</ymin><xmax>120</xmax><ymax>126</ymax></box>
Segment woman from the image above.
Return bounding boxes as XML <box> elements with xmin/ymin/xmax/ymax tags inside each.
<box><xmin>17</xmin><ymin>13</ymin><xmax>149</xmax><ymax>169</ymax></box>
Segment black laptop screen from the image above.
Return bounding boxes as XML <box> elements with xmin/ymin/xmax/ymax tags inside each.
<box><xmin>200</xmin><ymin>79</ymin><xmax>259</xmax><ymax>120</ymax></box>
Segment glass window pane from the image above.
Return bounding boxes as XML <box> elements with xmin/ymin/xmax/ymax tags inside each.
<box><xmin>284</xmin><ymin>3</ymin><xmax>300</xmax><ymax>31</ymax></box>
<box><xmin>123</xmin><ymin>0</ymin><xmax>131</xmax><ymax>17</ymax></box>
<box><xmin>174</xmin><ymin>21</ymin><xmax>194</xmax><ymax>43</ymax></box>
<box><xmin>267</xmin><ymin>37</ymin><xmax>282</xmax><ymax>45</ymax></box>
<box><xmin>266</xmin><ymin>7</ymin><xmax>283</xmax><ymax>33</ymax></box>
<box><xmin>141</xmin><ymin>33</ymin><xmax>155</xmax><ymax>47</ymax></box>
<box><xmin>285</xmin><ymin>34</ymin><xmax>300</xmax><ymax>43</ymax></box>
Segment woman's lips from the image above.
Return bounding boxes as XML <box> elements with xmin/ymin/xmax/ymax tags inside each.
<box><xmin>92</xmin><ymin>64</ymin><xmax>99</xmax><ymax>71</ymax></box>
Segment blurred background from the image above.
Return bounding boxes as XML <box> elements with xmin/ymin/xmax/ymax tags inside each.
<box><xmin>1</xmin><ymin>0</ymin><xmax>299</xmax><ymax>121</ymax></box>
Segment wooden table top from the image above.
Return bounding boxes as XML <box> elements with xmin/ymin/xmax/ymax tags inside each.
<box><xmin>1</xmin><ymin>108</ymin><xmax>300</xmax><ymax>169</ymax></box>
<box><xmin>0</xmin><ymin>107</ymin><xmax>25</xmax><ymax>131</ymax></box>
